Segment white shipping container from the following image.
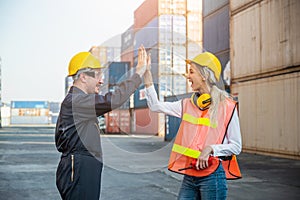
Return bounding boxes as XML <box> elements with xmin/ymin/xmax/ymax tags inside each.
<box><xmin>11</xmin><ymin>108</ymin><xmax>20</xmax><ymax>116</ymax></box>
<box><xmin>260</xmin><ymin>0</ymin><xmax>300</xmax><ymax>70</ymax></box>
<box><xmin>231</xmin><ymin>0</ymin><xmax>300</xmax><ymax>78</ymax></box>
<box><xmin>230</xmin><ymin>0</ymin><xmax>257</xmax><ymax>12</ymax></box>
<box><xmin>231</xmin><ymin>3</ymin><xmax>261</xmax><ymax>78</ymax></box>
<box><xmin>10</xmin><ymin>108</ymin><xmax>49</xmax><ymax>117</ymax></box>
<box><xmin>231</xmin><ymin>72</ymin><xmax>300</xmax><ymax>157</ymax></box>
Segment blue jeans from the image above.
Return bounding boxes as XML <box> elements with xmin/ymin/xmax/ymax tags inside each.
<box><xmin>178</xmin><ymin>164</ymin><xmax>227</xmax><ymax>200</ymax></box>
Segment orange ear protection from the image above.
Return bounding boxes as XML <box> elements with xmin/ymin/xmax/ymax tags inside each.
<box><xmin>191</xmin><ymin>92</ymin><xmax>211</xmax><ymax>110</ymax></box>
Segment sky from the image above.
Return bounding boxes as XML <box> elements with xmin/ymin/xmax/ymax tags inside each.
<box><xmin>0</xmin><ymin>0</ymin><xmax>144</xmax><ymax>103</ymax></box>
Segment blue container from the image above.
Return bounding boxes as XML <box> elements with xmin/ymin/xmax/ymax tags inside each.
<box><xmin>108</xmin><ymin>62</ymin><xmax>130</xmax><ymax>109</ymax></box>
<box><xmin>11</xmin><ymin>101</ymin><xmax>48</xmax><ymax>109</ymax></box>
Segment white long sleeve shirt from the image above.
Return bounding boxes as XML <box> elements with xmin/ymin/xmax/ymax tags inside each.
<box><xmin>145</xmin><ymin>85</ymin><xmax>242</xmax><ymax>157</ymax></box>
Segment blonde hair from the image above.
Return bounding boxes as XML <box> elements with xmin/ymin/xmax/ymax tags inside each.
<box><xmin>209</xmin><ymin>85</ymin><xmax>231</xmax><ymax>125</ymax></box>
<box><xmin>196</xmin><ymin>65</ymin><xmax>232</xmax><ymax>125</ymax></box>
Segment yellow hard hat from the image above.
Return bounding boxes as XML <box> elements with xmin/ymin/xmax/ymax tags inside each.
<box><xmin>68</xmin><ymin>52</ymin><xmax>103</xmax><ymax>76</ymax></box>
<box><xmin>186</xmin><ymin>52</ymin><xmax>221</xmax><ymax>81</ymax></box>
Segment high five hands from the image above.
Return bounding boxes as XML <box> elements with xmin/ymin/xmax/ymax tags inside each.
<box><xmin>135</xmin><ymin>45</ymin><xmax>153</xmax><ymax>87</ymax></box>
<box><xmin>136</xmin><ymin>45</ymin><xmax>147</xmax><ymax>76</ymax></box>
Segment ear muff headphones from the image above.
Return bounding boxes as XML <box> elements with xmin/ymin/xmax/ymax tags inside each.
<box><xmin>191</xmin><ymin>92</ymin><xmax>211</xmax><ymax>110</ymax></box>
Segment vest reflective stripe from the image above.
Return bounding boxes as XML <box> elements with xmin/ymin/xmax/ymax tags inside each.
<box><xmin>172</xmin><ymin>143</ymin><xmax>201</xmax><ymax>159</ymax></box>
<box><xmin>182</xmin><ymin>113</ymin><xmax>217</xmax><ymax>128</ymax></box>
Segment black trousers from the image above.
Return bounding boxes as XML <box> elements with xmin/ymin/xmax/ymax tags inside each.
<box><xmin>56</xmin><ymin>153</ymin><xmax>103</xmax><ymax>200</ymax></box>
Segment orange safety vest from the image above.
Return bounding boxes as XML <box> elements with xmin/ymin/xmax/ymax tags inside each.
<box><xmin>168</xmin><ymin>98</ymin><xmax>242</xmax><ymax>179</ymax></box>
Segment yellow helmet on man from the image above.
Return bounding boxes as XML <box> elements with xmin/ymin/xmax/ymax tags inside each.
<box><xmin>186</xmin><ymin>52</ymin><xmax>221</xmax><ymax>81</ymax></box>
<box><xmin>68</xmin><ymin>52</ymin><xmax>103</xmax><ymax>76</ymax></box>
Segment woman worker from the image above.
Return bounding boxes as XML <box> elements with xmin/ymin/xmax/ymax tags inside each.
<box><xmin>143</xmin><ymin>51</ymin><xmax>242</xmax><ymax>200</ymax></box>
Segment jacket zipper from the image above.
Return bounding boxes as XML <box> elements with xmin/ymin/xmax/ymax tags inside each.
<box><xmin>71</xmin><ymin>154</ymin><xmax>74</xmax><ymax>182</ymax></box>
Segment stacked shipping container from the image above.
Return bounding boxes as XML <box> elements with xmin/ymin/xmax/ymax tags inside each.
<box><xmin>203</xmin><ymin>0</ymin><xmax>230</xmax><ymax>89</ymax></box>
<box><xmin>120</xmin><ymin>26</ymin><xmax>135</xmax><ymax>133</ymax></box>
<box><xmin>10</xmin><ymin>101</ymin><xmax>50</xmax><ymax>125</ymax></box>
<box><xmin>105</xmin><ymin>62</ymin><xmax>131</xmax><ymax>133</ymax></box>
<box><xmin>230</xmin><ymin>0</ymin><xmax>300</xmax><ymax>158</ymax></box>
<box><xmin>131</xmin><ymin>0</ymin><xmax>202</xmax><ymax>136</ymax></box>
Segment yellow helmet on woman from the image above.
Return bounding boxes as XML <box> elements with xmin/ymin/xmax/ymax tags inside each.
<box><xmin>186</xmin><ymin>52</ymin><xmax>221</xmax><ymax>81</ymax></box>
<box><xmin>68</xmin><ymin>52</ymin><xmax>103</xmax><ymax>76</ymax></box>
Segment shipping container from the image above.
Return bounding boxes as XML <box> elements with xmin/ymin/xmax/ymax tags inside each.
<box><xmin>134</xmin><ymin>0</ymin><xmax>200</xmax><ymax>51</ymax></box>
<box><xmin>159</xmin><ymin>74</ymin><xmax>186</xmax><ymax>99</ymax></box>
<box><xmin>230</xmin><ymin>0</ymin><xmax>300</xmax><ymax>159</ymax></box>
<box><xmin>98</xmin><ymin>38</ymin><xmax>121</xmax><ymax>65</ymax></box>
<box><xmin>108</xmin><ymin>62</ymin><xmax>130</xmax><ymax>109</ymax></box>
<box><xmin>158</xmin><ymin>14</ymin><xmax>186</xmax><ymax>45</ymax></box>
<box><xmin>11</xmin><ymin>101</ymin><xmax>48</xmax><ymax>109</ymax></box>
<box><xmin>121</xmin><ymin>25</ymin><xmax>134</xmax><ymax>52</ymax></box>
<box><xmin>186</xmin><ymin>0</ymin><xmax>202</xmax><ymax>55</ymax></box>
<box><xmin>231</xmin><ymin>0</ymin><xmax>300</xmax><ymax>79</ymax></box>
<box><xmin>134</xmin><ymin>0</ymin><xmax>158</xmax><ymax>32</ymax></box>
<box><xmin>108</xmin><ymin>62</ymin><xmax>130</xmax><ymax>86</ymax></box>
<box><xmin>216</xmin><ymin>51</ymin><xmax>230</xmax><ymax>87</ymax></box>
<box><xmin>10</xmin><ymin>101</ymin><xmax>50</xmax><ymax>125</ymax></box>
<box><xmin>119</xmin><ymin>109</ymin><xmax>130</xmax><ymax>134</ymax></box>
<box><xmin>131</xmin><ymin>0</ymin><xmax>202</xmax><ymax>112</ymax></box>
<box><xmin>202</xmin><ymin>0</ymin><xmax>230</xmax><ymax>88</ymax></box>
<box><xmin>203</xmin><ymin>0</ymin><xmax>228</xmax><ymax>17</ymax></box>
<box><xmin>230</xmin><ymin>0</ymin><xmax>257</xmax><ymax>13</ymax></box>
<box><xmin>231</xmin><ymin>72</ymin><xmax>300</xmax><ymax>158</ymax></box>
<box><xmin>164</xmin><ymin>92</ymin><xmax>193</xmax><ymax>141</ymax></box>
<box><xmin>133</xmin><ymin>44</ymin><xmax>186</xmax><ymax>107</ymax></box>
<box><xmin>106</xmin><ymin>110</ymin><xmax>120</xmax><ymax>133</ymax></box>
<box><xmin>99</xmin><ymin>47</ymin><xmax>108</xmax><ymax>66</ymax></box>
<box><xmin>134</xmin><ymin>17</ymin><xmax>159</xmax><ymax>54</ymax></box>
<box><xmin>121</xmin><ymin>26</ymin><xmax>134</xmax><ymax>68</ymax></box>
<box><xmin>120</xmin><ymin>46</ymin><xmax>134</xmax><ymax>69</ymax></box>
<box><xmin>105</xmin><ymin>109</ymin><xmax>130</xmax><ymax>134</ymax></box>
<box><xmin>203</xmin><ymin>4</ymin><xmax>229</xmax><ymax>53</ymax></box>
<box><xmin>159</xmin><ymin>0</ymin><xmax>187</xmax><ymax>15</ymax></box>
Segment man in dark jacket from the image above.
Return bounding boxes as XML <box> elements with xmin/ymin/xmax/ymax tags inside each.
<box><xmin>55</xmin><ymin>46</ymin><xmax>147</xmax><ymax>199</ymax></box>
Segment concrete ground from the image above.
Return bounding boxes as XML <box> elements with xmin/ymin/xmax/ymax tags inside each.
<box><xmin>0</xmin><ymin>126</ymin><xmax>299</xmax><ymax>199</ymax></box>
